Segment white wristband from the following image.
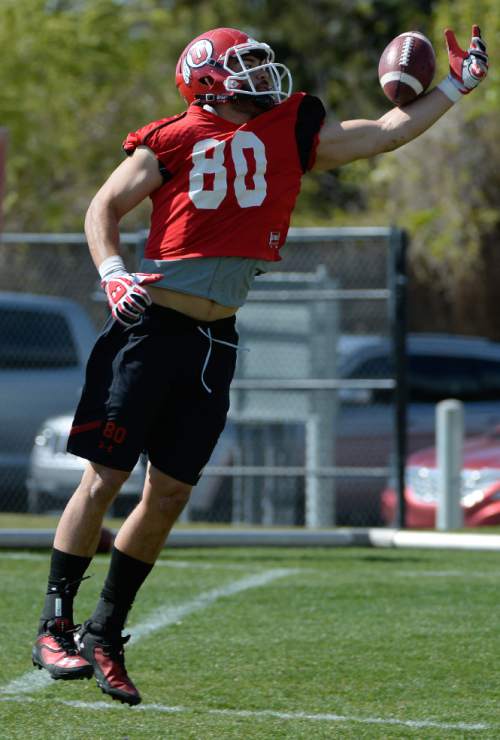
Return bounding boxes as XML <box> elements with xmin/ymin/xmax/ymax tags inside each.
<box><xmin>437</xmin><ymin>76</ymin><xmax>462</xmax><ymax>103</ymax></box>
<box><xmin>98</xmin><ymin>255</ymin><xmax>127</xmax><ymax>280</ymax></box>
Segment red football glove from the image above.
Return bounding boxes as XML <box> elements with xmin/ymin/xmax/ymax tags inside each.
<box><xmin>444</xmin><ymin>24</ymin><xmax>488</xmax><ymax>96</ymax></box>
<box><xmin>102</xmin><ymin>271</ymin><xmax>163</xmax><ymax>327</ymax></box>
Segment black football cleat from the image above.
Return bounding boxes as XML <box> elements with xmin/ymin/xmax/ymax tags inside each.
<box><xmin>75</xmin><ymin>621</ymin><xmax>141</xmax><ymax>706</ymax></box>
<box><xmin>32</xmin><ymin>618</ymin><xmax>94</xmax><ymax>680</ymax></box>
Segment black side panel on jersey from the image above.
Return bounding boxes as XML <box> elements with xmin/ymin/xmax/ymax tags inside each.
<box><xmin>295</xmin><ymin>95</ymin><xmax>326</xmax><ymax>173</ymax></box>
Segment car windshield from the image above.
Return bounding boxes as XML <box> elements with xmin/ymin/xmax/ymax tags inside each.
<box><xmin>409</xmin><ymin>354</ymin><xmax>500</xmax><ymax>401</ymax></box>
<box><xmin>0</xmin><ymin>308</ymin><xmax>78</xmax><ymax>369</ymax></box>
<box><xmin>344</xmin><ymin>351</ymin><xmax>500</xmax><ymax>402</ymax></box>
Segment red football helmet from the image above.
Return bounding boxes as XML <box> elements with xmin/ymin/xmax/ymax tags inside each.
<box><xmin>175</xmin><ymin>27</ymin><xmax>292</xmax><ymax>106</ymax></box>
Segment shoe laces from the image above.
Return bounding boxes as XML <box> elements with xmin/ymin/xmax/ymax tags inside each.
<box><xmin>93</xmin><ymin>630</ymin><xmax>131</xmax><ymax>667</ymax></box>
<box><xmin>46</xmin><ymin>619</ymin><xmax>81</xmax><ymax>656</ymax></box>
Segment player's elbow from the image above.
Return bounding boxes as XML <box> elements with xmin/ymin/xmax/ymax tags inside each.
<box><xmin>84</xmin><ymin>191</ymin><xmax>120</xmax><ymax>236</ymax></box>
<box><xmin>376</xmin><ymin>120</ymin><xmax>409</xmax><ymax>154</ymax></box>
<box><xmin>377</xmin><ymin>109</ymin><xmax>416</xmax><ymax>154</ymax></box>
<box><xmin>380</xmin><ymin>136</ymin><xmax>403</xmax><ymax>154</ymax></box>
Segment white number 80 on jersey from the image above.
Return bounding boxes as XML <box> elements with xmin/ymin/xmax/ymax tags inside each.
<box><xmin>189</xmin><ymin>131</ymin><xmax>267</xmax><ymax>209</ymax></box>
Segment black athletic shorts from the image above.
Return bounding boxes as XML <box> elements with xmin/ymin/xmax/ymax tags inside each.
<box><xmin>67</xmin><ymin>304</ymin><xmax>238</xmax><ymax>485</ymax></box>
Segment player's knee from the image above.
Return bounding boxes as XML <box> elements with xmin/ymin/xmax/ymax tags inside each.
<box><xmin>80</xmin><ymin>464</ymin><xmax>130</xmax><ymax>506</ymax></box>
<box><xmin>144</xmin><ymin>468</ymin><xmax>192</xmax><ymax>511</ymax></box>
<box><xmin>154</xmin><ymin>483</ymin><xmax>192</xmax><ymax>512</ymax></box>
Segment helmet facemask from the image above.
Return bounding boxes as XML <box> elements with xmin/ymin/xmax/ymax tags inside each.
<box><xmin>222</xmin><ymin>42</ymin><xmax>292</xmax><ymax>106</ymax></box>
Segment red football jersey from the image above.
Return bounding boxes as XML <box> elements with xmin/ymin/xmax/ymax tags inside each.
<box><xmin>123</xmin><ymin>93</ymin><xmax>325</xmax><ymax>262</ymax></box>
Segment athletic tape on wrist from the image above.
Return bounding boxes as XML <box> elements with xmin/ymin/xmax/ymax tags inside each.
<box><xmin>98</xmin><ymin>255</ymin><xmax>127</xmax><ymax>280</ymax></box>
<box><xmin>437</xmin><ymin>76</ymin><xmax>463</xmax><ymax>103</ymax></box>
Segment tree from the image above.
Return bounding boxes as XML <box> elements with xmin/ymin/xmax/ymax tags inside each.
<box><xmin>0</xmin><ymin>0</ymin><xmax>184</xmax><ymax>230</ymax></box>
<box><xmin>365</xmin><ymin>1</ymin><xmax>500</xmax><ymax>336</ymax></box>
<box><xmin>1</xmin><ymin>0</ymin><xmax>433</xmax><ymax>231</ymax></box>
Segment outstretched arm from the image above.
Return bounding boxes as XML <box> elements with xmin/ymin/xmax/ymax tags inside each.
<box><xmin>314</xmin><ymin>25</ymin><xmax>488</xmax><ymax>171</ymax></box>
<box><xmin>315</xmin><ymin>88</ymin><xmax>453</xmax><ymax>169</ymax></box>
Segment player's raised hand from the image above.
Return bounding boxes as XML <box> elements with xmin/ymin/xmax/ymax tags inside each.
<box><xmin>443</xmin><ymin>25</ymin><xmax>488</xmax><ymax>95</ymax></box>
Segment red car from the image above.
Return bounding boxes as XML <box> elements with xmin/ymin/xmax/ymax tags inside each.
<box><xmin>381</xmin><ymin>429</ymin><xmax>500</xmax><ymax>528</ymax></box>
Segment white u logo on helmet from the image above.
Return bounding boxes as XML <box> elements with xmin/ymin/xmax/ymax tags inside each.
<box><xmin>187</xmin><ymin>40</ymin><xmax>214</xmax><ymax>68</ymax></box>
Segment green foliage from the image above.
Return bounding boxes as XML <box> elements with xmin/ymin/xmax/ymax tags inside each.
<box><xmin>366</xmin><ymin>0</ymin><xmax>499</xmax><ymax>328</ymax></box>
<box><xmin>1</xmin><ymin>0</ymin><xmax>184</xmax><ymax>229</ymax></box>
<box><xmin>1</xmin><ymin>0</ymin><xmax>434</xmax><ymax>230</ymax></box>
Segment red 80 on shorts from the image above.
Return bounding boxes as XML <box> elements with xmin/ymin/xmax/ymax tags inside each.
<box><xmin>102</xmin><ymin>421</ymin><xmax>127</xmax><ymax>445</ymax></box>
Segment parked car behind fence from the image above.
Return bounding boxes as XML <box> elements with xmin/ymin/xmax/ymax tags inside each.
<box><xmin>381</xmin><ymin>428</ymin><xmax>500</xmax><ymax>528</ymax></box>
<box><xmin>0</xmin><ymin>291</ymin><xmax>96</xmax><ymax>510</ymax></box>
<box><xmin>336</xmin><ymin>332</ymin><xmax>500</xmax><ymax>451</ymax></box>
<box><xmin>322</xmin><ymin>332</ymin><xmax>500</xmax><ymax>524</ymax></box>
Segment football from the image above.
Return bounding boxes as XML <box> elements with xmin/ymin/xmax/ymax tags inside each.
<box><xmin>378</xmin><ymin>31</ymin><xmax>436</xmax><ymax>106</ymax></box>
<box><xmin>97</xmin><ymin>526</ymin><xmax>115</xmax><ymax>553</ymax></box>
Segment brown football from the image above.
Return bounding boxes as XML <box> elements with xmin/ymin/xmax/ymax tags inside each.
<box><xmin>378</xmin><ymin>32</ymin><xmax>436</xmax><ymax>106</ymax></box>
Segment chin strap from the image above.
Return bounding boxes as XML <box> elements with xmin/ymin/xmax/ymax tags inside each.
<box><xmin>195</xmin><ymin>93</ymin><xmax>233</xmax><ymax>104</ymax></box>
<box><xmin>196</xmin><ymin>92</ymin><xmax>276</xmax><ymax>109</ymax></box>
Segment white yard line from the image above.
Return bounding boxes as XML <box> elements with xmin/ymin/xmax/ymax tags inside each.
<box><xmin>393</xmin><ymin>570</ymin><xmax>498</xmax><ymax>579</ymax></box>
<box><xmin>0</xmin><ymin>670</ymin><xmax>53</xmax><ymax>696</ymax></box>
<box><xmin>0</xmin><ymin>696</ymin><xmax>490</xmax><ymax>732</ymax></box>
<box><xmin>129</xmin><ymin>568</ymin><xmax>296</xmax><ymax>641</ymax></box>
<box><xmin>395</xmin><ymin>570</ymin><xmax>467</xmax><ymax>578</ymax></box>
<box><xmin>153</xmin><ymin>559</ymin><xmax>259</xmax><ymax>571</ymax></box>
<box><xmin>0</xmin><ymin>568</ymin><xmax>297</xmax><ymax>696</ymax></box>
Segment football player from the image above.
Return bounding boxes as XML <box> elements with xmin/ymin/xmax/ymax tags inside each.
<box><xmin>32</xmin><ymin>25</ymin><xmax>488</xmax><ymax>705</ymax></box>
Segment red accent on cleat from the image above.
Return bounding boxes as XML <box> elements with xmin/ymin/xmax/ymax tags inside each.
<box><xmin>32</xmin><ymin>618</ymin><xmax>94</xmax><ymax>680</ymax></box>
<box><xmin>76</xmin><ymin>621</ymin><xmax>141</xmax><ymax>705</ymax></box>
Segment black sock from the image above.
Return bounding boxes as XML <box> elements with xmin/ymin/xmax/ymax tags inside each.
<box><xmin>39</xmin><ymin>548</ymin><xmax>92</xmax><ymax>630</ymax></box>
<box><xmin>90</xmin><ymin>547</ymin><xmax>153</xmax><ymax>634</ymax></box>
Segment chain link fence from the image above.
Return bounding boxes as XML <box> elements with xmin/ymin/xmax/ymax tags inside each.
<box><xmin>0</xmin><ymin>227</ymin><xmax>406</xmax><ymax>525</ymax></box>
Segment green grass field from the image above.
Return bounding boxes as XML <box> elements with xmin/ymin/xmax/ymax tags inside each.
<box><xmin>1</xmin><ymin>545</ymin><xmax>500</xmax><ymax>739</ymax></box>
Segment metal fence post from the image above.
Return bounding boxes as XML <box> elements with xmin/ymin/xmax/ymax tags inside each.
<box><xmin>389</xmin><ymin>227</ymin><xmax>408</xmax><ymax>529</ymax></box>
<box><xmin>436</xmin><ymin>399</ymin><xmax>464</xmax><ymax>531</ymax></box>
